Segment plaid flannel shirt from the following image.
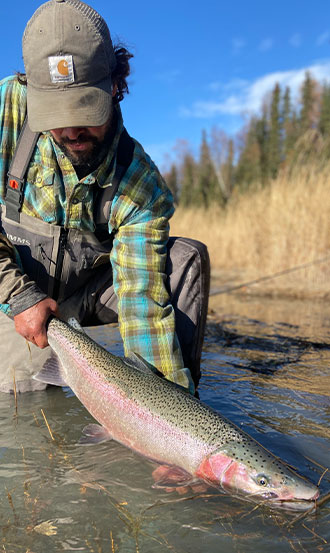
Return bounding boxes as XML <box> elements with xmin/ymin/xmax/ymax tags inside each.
<box><xmin>0</xmin><ymin>75</ymin><xmax>190</xmax><ymax>388</ymax></box>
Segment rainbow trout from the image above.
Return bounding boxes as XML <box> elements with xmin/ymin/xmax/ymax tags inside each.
<box><xmin>35</xmin><ymin>318</ymin><xmax>319</xmax><ymax>507</ymax></box>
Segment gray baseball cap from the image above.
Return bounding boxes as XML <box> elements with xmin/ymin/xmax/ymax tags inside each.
<box><xmin>23</xmin><ymin>0</ymin><xmax>116</xmax><ymax>132</ymax></box>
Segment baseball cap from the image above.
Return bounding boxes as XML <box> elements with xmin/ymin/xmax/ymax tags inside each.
<box><xmin>22</xmin><ymin>0</ymin><xmax>116</xmax><ymax>132</ymax></box>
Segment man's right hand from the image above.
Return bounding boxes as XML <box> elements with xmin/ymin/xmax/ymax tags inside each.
<box><xmin>13</xmin><ymin>297</ymin><xmax>59</xmax><ymax>348</ymax></box>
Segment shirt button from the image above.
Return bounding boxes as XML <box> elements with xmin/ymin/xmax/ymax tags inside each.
<box><xmin>72</xmin><ymin>198</ymin><xmax>80</xmax><ymax>204</ymax></box>
<box><xmin>36</xmin><ymin>177</ymin><xmax>42</xmax><ymax>184</ymax></box>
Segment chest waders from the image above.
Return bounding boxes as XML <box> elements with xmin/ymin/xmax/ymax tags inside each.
<box><xmin>0</xmin><ymin>120</ymin><xmax>134</xmax><ymax>303</ymax></box>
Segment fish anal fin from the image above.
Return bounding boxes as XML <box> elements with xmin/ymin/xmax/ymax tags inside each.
<box><xmin>33</xmin><ymin>353</ymin><xmax>68</xmax><ymax>387</ymax></box>
<box><xmin>78</xmin><ymin>423</ymin><xmax>113</xmax><ymax>445</ymax></box>
<box><xmin>151</xmin><ymin>464</ymin><xmax>196</xmax><ymax>489</ymax></box>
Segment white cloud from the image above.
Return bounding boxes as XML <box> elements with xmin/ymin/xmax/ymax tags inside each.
<box><xmin>259</xmin><ymin>38</ymin><xmax>274</xmax><ymax>52</ymax></box>
<box><xmin>208</xmin><ymin>78</ymin><xmax>249</xmax><ymax>92</ymax></box>
<box><xmin>232</xmin><ymin>38</ymin><xmax>246</xmax><ymax>54</ymax></box>
<box><xmin>316</xmin><ymin>31</ymin><xmax>330</xmax><ymax>46</ymax></box>
<box><xmin>181</xmin><ymin>60</ymin><xmax>330</xmax><ymax>119</ymax></box>
<box><xmin>289</xmin><ymin>33</ymin><xmax>302</xmax><ymax>47</ymax></box>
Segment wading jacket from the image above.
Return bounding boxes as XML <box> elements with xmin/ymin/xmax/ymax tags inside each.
<box><xmin>0</xmin><ymin>75</ymin><xmax>188</xmax><ymax>388</ymax></box>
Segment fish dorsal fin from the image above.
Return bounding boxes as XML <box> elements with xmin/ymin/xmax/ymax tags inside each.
<box><xmin>125</xmin><ymin>353</ymin><xmax>193</xmax><ymax>393</ymax></box>
<box><xmin>67</xmin><ymin>317</ymin><xmax>86</xmax><ymax>334</ymax></box>
<box><xmin>125</xmin><ymin>352</ymin><xmax>162</xmax><ymax>377</ymax></box>
<box><xmin>33</xmin><ymin>352</ymin><xmax>68</xmax><ymax>387</ymax></box>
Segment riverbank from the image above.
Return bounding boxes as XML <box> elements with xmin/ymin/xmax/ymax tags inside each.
<box><xmin>170</xmin><ymin>164</ymin><xmax>330</xmax><ymax>299</ymax></box>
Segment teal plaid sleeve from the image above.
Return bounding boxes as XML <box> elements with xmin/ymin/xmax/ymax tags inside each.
<box><xmin>0</xmin><ymin>76</ymin><xmax>27</xmax><ymax>202</ymax></box>
<box><xmin>109</xmin><ymin>147</ymin><xmax>190</xmax><ymax>389</ymax></box>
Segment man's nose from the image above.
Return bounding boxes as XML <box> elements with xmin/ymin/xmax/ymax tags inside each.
<box><xmin>62</xmin><ymin>127</ymin><xmax>86</xmax><ymax>140</ymax></box>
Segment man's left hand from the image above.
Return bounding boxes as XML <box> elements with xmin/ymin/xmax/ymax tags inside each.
<box><xmin>13</xmin><ymin>297</ymin><xmax>59</xmax><ymax>348</ymax></box>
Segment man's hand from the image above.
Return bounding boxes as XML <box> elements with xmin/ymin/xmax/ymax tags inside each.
<box><xmin>14</xmin><ymin>298</ymin><xmax>59</xmax><ymax>348</ymax></box>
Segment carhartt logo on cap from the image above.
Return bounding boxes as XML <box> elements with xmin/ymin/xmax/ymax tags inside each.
<box><xmin>48</xmin><ymin>55</ymin><xmax>74</xmax><ymax>83</ymax></box>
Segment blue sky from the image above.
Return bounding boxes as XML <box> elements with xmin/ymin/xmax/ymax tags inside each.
<box><xmin>2</xmin><ymin>0</ymin><xmax>330</xmax><ymax>169</ymax></box>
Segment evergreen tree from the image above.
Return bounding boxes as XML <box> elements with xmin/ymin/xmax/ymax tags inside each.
<box><xmin>255</xmin><ymin>105</ymin><xmax>269</xmax><ymax>184</ymax></box>
<box><xmin>179</xmin><ymin>153</ymin><xmax>198</xmax><ymax>207</ymax></box>
<box><xmin>282</xmin><ymin>86</ymin><xmax>297</xmax><ymax>157</ymax></box>
<box><xmin>319</xmin><ymin>83</ymin><xmax>330</xmax><ymax>136</ymax></box>
<box><xmin>197</xmin><ymin>130</ymin><xmax>221</xmax><ymax>208</ymax></box>
<box><xmin>222</xmin><ymin>139</ymin><xmax>235</xmax><ymax>201</ymax></box>
<box><xmin>268</xmin><ymin>83</ymin><xmax>282</xmax><ymax>178</ymax></box>
<box><xmin>300</xmin><ymin>72</ymin><xmax>317</xmax><ymax>134</ymax></box>
<box><xmin>235</xmin><ymin>117</ymin><xmax>262</xmax><ymax>190</ymax></box>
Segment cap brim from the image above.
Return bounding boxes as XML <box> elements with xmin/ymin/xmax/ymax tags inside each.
<box><xmin>27</xmin><ymin>79</ymin><xmax>113</xmax><ymax>132</ymax></box>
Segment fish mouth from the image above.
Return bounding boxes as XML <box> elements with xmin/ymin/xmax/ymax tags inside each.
<box><xmin>261</xmin><ymin>490</ymin><xmax>319</xmax><ymax>501</ymax></box>
<box><xmin>222</xmin><ymin>488</ymin><xmax>319</xmax><ymax>512</ymax></box>
<box><xmin>262</xmin><ymin>490</ymin><xmax>320</xmax><ymax>511</ymax></box>
<box><xmin>261</xmin><ymin>492</ymin><xmax>278</xmax><ymax>499</ymax></box>
<box><xmin>252</xmin><ymin>485</ymin><xmax>320</xmax><ymax>509</ymax></box>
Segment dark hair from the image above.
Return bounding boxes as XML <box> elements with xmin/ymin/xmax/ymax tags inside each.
<box><xmin>112</xmin><ymin>45</ymin><xmax>133</xmax><ymax>104</ymax></box>
<box><xmin>16</xmin><ymin>72</ymin><xmax>27</xmax><ymax>85</ymax></box>
<box><xmin>16</xmin><ymin>44</ymin><xmax>133</xmax><ymax>104</ymax></box>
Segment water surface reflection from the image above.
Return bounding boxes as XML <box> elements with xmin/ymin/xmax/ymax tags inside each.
<box><xmin>0</xmin><ymin>290</ymin><xmax>329</xmax><ymax>552</ymax></box>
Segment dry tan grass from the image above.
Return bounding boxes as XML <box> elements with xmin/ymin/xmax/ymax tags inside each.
<box><xmin>170</xmin><ymin>164</ymin><xmax>330</xmax><ymax>297</ymax></box>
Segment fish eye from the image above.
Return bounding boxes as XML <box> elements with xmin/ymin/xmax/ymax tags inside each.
<box><xmin>256</xmin><ymin>474</ymin><xmax>269</xmax><ymax>487</ymax></box>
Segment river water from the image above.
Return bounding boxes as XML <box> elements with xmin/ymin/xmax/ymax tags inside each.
<box><xmin>0</xmin><ymin>289</ymin><xmax>329</xmax><ymax>552</ymax></box>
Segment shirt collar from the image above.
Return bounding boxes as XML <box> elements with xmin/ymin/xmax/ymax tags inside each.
<box><xmin>46</xmin><ymin>104</ymin><xmax>124</xmax><ymax>187</ymax></box>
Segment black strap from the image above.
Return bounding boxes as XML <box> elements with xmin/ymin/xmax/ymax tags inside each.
<box><xmin>6</xmin><ymin>119</ymin><xmax>40</xmax><ymax>222</ymax></box>
<box><xmin>95</xmin><ymin>128</ymin><xmax>135</xmax><ymax>225</ymax></box>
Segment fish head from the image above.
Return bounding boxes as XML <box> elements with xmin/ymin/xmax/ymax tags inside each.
<box><xmin>197</xmin><ymin>439</ymin><xmax>319</xmax><ymax>507</ymax></box>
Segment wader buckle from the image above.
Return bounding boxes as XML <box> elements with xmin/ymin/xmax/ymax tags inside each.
<box><xmin>5</xmin><ymin>174</ymin><xmax>25</xmax><ymax>222</ymax></box>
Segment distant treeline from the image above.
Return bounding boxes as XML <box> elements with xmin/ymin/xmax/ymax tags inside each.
<box><xmin>164</xmin><ymin>71</ymin><xmax>330</xmax><ymax>207</ymax></box>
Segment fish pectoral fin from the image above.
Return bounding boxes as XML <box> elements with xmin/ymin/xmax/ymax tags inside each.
<box><xmin>33</xmin><ymin>353</ymin><xmax>68</xmax><ymax>387</ymax></box>
<box><xmin>125</xmin><ymin>352</ymin><xmax>162</xmax><ymax>377</ymax></box>
<box><xmin>151</xmin><ymin>465</ymin><xmax>196</xmax><ymax>488</ymax></box>
<box><xmin>78</xmin><ymin>424</ymin><xmax>113</xmax><ymax>445</ymax></box>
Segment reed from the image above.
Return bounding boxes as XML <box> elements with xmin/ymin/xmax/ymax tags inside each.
<box><xmin>170</xmin><ymin>164</ymin><xmax>330</xmax><ymax>297</ymax></box>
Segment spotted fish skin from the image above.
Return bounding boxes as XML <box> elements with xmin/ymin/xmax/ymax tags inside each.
<box><xmin>37</xmin><ymin>318</ymin><xmax>319</xmax><ymax>506</ymax></box>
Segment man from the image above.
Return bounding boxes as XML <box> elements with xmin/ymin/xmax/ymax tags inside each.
<box><xmin>0</xmin><ymin>0</ymin><xmax>209</xmax><ymax>394</ymax></box>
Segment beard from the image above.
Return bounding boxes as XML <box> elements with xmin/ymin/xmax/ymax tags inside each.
<box><xmin>58</xmin><ymin>134</ymin><xmax>104</xmax><ymax>170</ymax></box>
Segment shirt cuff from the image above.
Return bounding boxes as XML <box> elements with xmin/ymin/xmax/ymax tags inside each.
<box><xmin>8</xmin><ymin>284</ymin><xmax>48</xmax><ymax>316</ymax></box>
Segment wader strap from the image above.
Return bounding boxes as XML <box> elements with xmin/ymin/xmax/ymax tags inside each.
<box><xmin>6</xmin><ymin>119</ymin><xmax>40</xmax><ymax>223</ymax></box>
<box><xmin>95</xmin><ymin>128</ymin><xmax>135</xmax><ymax>225</ymax></box>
